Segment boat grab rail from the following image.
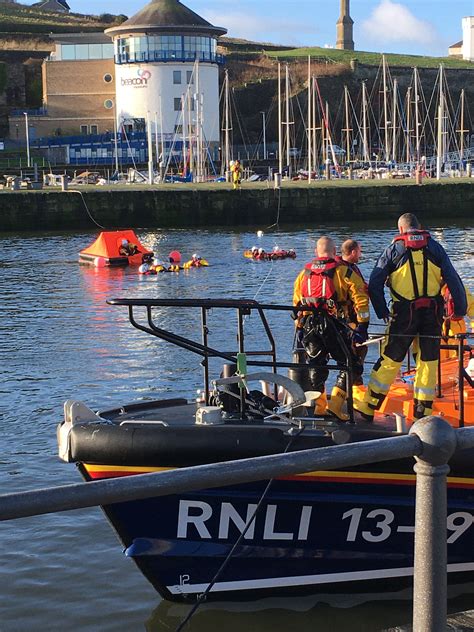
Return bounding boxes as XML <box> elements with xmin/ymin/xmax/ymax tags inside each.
<box><xmin>107</xmin><ymin>299</ymin><xmax>471</xmax><ymax>426</ymax></box>
<box><xmin>108</xmin><ymin>298</ymin><xmax>356</xmax><ymax>421</ymax></box>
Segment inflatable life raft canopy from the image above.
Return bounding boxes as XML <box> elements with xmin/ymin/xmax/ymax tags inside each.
<box><xmin>79</xmin><ymin>230</ymin><xmax>152</xmax><ymax>267</ymax></box>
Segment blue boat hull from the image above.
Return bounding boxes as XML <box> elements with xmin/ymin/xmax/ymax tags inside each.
<box><xmin>82</xmin><ymin>469</ymin><xmax>474</xmax><ymax>602</ymax></box>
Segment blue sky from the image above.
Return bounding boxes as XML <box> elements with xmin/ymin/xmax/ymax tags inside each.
<box><xmin>44</xmin><ymin>0</ymin><xmax>473</xmax><ymax>56</ymax></box>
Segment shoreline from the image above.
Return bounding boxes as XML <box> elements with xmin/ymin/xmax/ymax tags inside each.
<box><xmin>0</xmin><ymin>179</ymin><xmax>473</xmax><ymax>232</ymax></box>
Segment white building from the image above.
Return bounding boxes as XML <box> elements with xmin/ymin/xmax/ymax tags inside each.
<box><xmin>105</xmin><ymin>0</ymin><xmax>227</xmax><ymax>143</ymax></box>
<box><xmin>461</xmin><ymin>16</ymin><xmax>474</xmax><ymax>61</ymax></box>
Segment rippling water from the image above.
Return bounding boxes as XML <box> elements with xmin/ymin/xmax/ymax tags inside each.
<box><xmin>1</xmin><ymin>221</ymin><xmax>473</xmax><ymax>631</ymax></box>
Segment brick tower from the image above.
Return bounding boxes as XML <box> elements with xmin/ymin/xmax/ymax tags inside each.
<box><xmin>336</xmin><ymin>0</ymin><xmax>354</xmax><ymax>51</ymax></box>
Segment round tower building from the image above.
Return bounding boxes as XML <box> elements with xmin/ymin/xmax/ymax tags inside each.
<box><xmin>105</xmin><ymin>0</ymin><xmax>226</xmax><ymax>142</ymax></box>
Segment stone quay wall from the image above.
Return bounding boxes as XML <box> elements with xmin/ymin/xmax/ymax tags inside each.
<box><xmin>0</xmin><ymin>182</ymin><xmax>473</xmax><ymax>232</ymax></box>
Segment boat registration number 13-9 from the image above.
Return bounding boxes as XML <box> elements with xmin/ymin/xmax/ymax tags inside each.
<box><xmin>342</xmin><ymin>508</ymin><xmax>473</xmax><ymax>544</ymax></box>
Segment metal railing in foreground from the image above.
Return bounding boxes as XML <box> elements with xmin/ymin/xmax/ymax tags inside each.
<box><xmin>0</xmin><ymin>417</ymin><xmax>473</xmax><ymax>631</ymax></box>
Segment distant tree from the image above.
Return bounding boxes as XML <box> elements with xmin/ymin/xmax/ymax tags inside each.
<box><xmin>98</xmin><ymin>14</ymin><xmax>115</xmax><ymax>23</ymax></box>
<box><xmin>98</xmin><ymin>13</ymin><xmax>127</xmax><ymax>24</ymax></box>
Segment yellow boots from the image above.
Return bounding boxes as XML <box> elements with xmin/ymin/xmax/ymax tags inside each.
<box><xmin>327</xmin><ymin>386</ymin><xmax>349</xmax><ymax>421</ymax></box>
<box><xmin>313</xmin><ymin>391</ymin><xmax>328</xmax><ymax>415</ymax></box>
<box><xmin>313</xmin><ymin>388</ymin><xmax>349</xmax><ymax>421</ymax></box>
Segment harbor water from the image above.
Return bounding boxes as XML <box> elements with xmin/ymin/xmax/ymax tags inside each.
<box><xmin>0</xmin><ymin>221</ymin><xmax>473</xmax><ymax>631</ymax></box>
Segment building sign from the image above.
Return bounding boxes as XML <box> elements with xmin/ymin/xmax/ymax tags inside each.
<box><xmin>121</xmin><ymin>69</ymin><xmax>152</xmax><ymax>89</ymax></box>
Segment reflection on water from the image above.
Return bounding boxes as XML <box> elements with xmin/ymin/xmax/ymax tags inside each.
<box><xmin>0</xmin><ymin>222</ymin><xmax>473</xmax><ymax>630</ymax></box>
<box><xmin>147</xmin><ymin>591</ymin><xmax>474</xmax><ymax>632</ymax></box>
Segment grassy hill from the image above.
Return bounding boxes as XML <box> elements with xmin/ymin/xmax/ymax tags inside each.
<box><xmin>265</xmin><ymin>46</ymin><xmax>474</xmax><ymax>70</ymax></box>
<box><xmin>0</xmin><ymin>2</ymin><xmax>124</xmax><ymax>33</ymax></box>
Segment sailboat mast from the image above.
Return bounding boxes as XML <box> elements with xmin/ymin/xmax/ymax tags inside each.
<box><xmin>113</xmin><ymin>105</ymin><xmax>119</xmax><ymax>174</ymax></box>
<box><xmin>406</xmin><ymin>86</ymin><xmax>412</xmax><ymax>164</ymax></box>
<box><xmin>182</xmin><ymin>93</ymin><xmax>187</xmax><ymax>176</ymax></box>
<box><xmin>312</xmin><ymin>77</ymin><xmax>317</xmax><ymax>173</ymax></box>
<box><xmin>278</xmin><ymin>62</ymin><xmax>283</xmax><ymax>176</ymax></box>
<box><xmin>224</xmin><ymin>69</ymin><xmax>230</xmax><ymax>176</ymax></box>
<box><xmin>362</xmin><ymin>81</ymin><xmax>369</xmax><ymax>162</ymax></box>
<box><xmin>344</xmin><ymin>85</ymin><xmax>351</xmax><ymax>162</ymax></box>
<box><xmin>195</xmin><ymin>61</ymin><xmax>202</xmax><ymax>182</ymax></box>
<box><xmin>285</xmin><ymin>64</ymin><xmax>290</xmax><ymax>174</ymax></box>
<box><xmin>458</xmin><ymin>88</ymin><xmax>466</xmax><ymax>165</ymax></box>
<box><xmin>159</xmin><ymin>96</ymin><xmax>165</xmax><ymax>179</ymax></box>
<box><xmin>147</xmin><ymin>110</ymin><xmax>154</xmax><ymax>185</ymax></box>
<box><xmin>436</xmin><ymin>65</ymin><xmax>444</xmax><ymax>180</ymax></box>
<box><xmin>307</xmin><ymin>56</ymin><xmax>312</xmax><ymax>182</ymax></box>
<box><xmin>414</xmin><ymin>67</ymin><xmax>420</xmax><ymax>162</ymax></box>
<box><xmin>392</xmin><ymin>79</ymin><xmax>398</xmax><ymax>164</ymax></box>
<box><xmin>382</xmin><ymin>55</ymin><xmax>390</xmax><ymax>161</ymax></box>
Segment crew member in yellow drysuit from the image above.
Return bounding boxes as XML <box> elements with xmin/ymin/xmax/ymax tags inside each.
<box><xmin>354</xmin><ymin>213</ymin><xmax>467</xmax><ymax>422</ymax></box>
<box><xmin>293</xmin><ymin>236</ymin><xmax>370</xmax><ymax>420</ymax></box>
<box><xmin>440</xmin><ymin>284</ymin><xmax>474</xmax><ymax>359</ymax></box>
<box><xmin>230</xmin><ymin>160</ymin><xmax>242</xmax><ymax>190</ymax></box>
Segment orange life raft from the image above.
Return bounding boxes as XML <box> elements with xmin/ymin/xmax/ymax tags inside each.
<box><xmin>79</xmin><ymin>230</ymin><xmax>152</xmax><ymax>267</ymax></box>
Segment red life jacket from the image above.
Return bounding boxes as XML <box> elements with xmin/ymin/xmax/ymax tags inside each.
<box><xmin>301</xmin><ymin>258</ymin><xmax>340</xmax><ymax>311</ymax></box>
<box><xmin>444</xmin><ymin>288</ymin><xmax>455</xmax><ymax>319</ymax></box>
<box><xmin>393</xmin><ymin>230</ymin><xmax>431</xmax><ymax>250</ymax></box>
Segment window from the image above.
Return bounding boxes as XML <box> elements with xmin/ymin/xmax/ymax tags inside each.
<box><xmin>104</xmin><ymin>99</ymin><xmax>114</xmax><ymax>110</ymax></box>
<box><xmin>103</xmin><ymin>73</ymin><xmax>113</xmax><ymax>84</ymax></box>
<box><xmin>174</xmin><ymin>97</ymin><xmax>182</xmax><ymax>112</ymax></box>
<box><xmin>80</xmin><ymin>125</ymin><xmax>88</xmax><ymax>135</ymax></box>
<box><xmin>88</xmin><ymin>44</ymin><xmax>102</xmax><ymax>59</ymax></box>
<box><xmin>90</xmin><ymin>125</ymin><xmax>98</xmax><ymax>135</ymax></box>
<box><xmin>75</xmin><ymin>44</ymin><xmax>89</xmax><ymax>59</ymax></box>
<box><xmin>174</xmin><ymin>124</ymin><xmax>183</xmax><ymax>134</ymax></box>
<box><xmin>59</xmin><ymin>42</ymin><xmax>115</xmax><ymax>61</ymax></box>
<box><xmin>186</xmin><ymin>70</ymin><xmax>194</xmax><ymax>85</ymax></box>
<box><xmin>173</xmin><ymin>71</ymin><xmax>182</xmax><ymax>85</ymax></box>
<box><xmin>61</xmin><ymin>45</ymin><xmax>76</xmax><ymax>60</ymax></box>
<box><xmin>103</xmin><ymin>44</ymin><xmax>114</xmax><ymax>59</ymax></box>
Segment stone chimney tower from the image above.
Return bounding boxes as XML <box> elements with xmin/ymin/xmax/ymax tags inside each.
<box><xmin>336</xmin><ymin>0</ymin><xmax>354</xmax><ymax>50</ymax></box>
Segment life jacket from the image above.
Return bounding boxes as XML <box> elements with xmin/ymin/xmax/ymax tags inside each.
<box><xmin>393</xmin><ymin>230</ymin><xmax>430</xmax><ymax>250</ymax></box>
<box><xmin>391</xmin><ymin>230</ymin><xmax>435</xmax><ymax>306</ymax></box>
<box><xmin>301</xmin><ymin>258</ymin><xmax>341</xmax><ymax>312</ymax></box>
<box><xmin>443</xmin><ymin>287</ymin><xmax>456</xmax><ymax>319</ymax></box>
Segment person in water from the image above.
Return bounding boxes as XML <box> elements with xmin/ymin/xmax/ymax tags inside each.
<box><xmin>119</xmin><ymin>239</ymin><xmax>140</xmax><ymax>257</ymax></box>
<box><xmin>183</xmin><ymin>254</ymin><xmax>209</xmax><ymax>269</ymax></box>
<box><xmin>353</xmin><ymin>213</ymin><xmax>467</xmax><ymax>422</ymax></box>
<box><xmin>150</xmin><ymin>257</ymin><xmax>167</xmax><ymax>273</ymax></box>
<box><xmin>168</xmin><ymin>250</ymin><xmax>182</xmax><ymax>272</ymax></box>
<box><xmin>138</xmin><ymin>253</ymin><xmax>155</xmax><ymax>275</ymax></box>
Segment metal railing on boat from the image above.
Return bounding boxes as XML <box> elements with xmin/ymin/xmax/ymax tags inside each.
<box><xmin>0</xmin><ymin>417</ymin><xmax>473</xmax><ymax>632</ymax></box>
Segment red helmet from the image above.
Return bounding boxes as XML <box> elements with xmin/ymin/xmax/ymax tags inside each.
<box><xmin>169</xmin><ymin>250</ymin><xmax>182</xmax><ymax>263</ymax></box>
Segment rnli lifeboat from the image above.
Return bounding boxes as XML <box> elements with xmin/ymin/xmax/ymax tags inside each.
<box><xmin>79</xmin><ymin>230</ymin><xmax>152</xmax><ymax>267</ymax></box>
<box><xmin>57</xmin><ymin>299</ymin><xmax>474</xmax><ymax>604</ymax></box>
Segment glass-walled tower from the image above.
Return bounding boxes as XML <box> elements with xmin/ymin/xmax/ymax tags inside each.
<box><xmin>105</xmin><ymin>0</ymin><xmax>226</xmax><ymax>142</ymax></box>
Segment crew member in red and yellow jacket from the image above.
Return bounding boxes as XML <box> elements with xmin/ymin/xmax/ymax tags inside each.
<box><xmin>440</xmin><ymin>283</ymin><xmax>474</xmax><ymax>359</ymax></box>
<box><xmin>340</xmin><ymin>238</ymin><xmax>369</xmax><ymax>371</ymax></box>
<box><xmin>293</xmin><ymin>236</ymin><xmax>370</xmax><ymax>420</ymax></box>
<box><xmin>354</xmin><ymin>213</ymin><xmax>467</xmax><ymax>422</ymax></box>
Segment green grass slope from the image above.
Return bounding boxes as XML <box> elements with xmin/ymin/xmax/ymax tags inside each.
<box><xmin>0</xmin><ymin>2</ymin><xmax>119</xmax><ymax>33</ymax></box>
<box><xmin>265</xmin><ymin>46</ymin><xmax>474</xmax><ymax>69</ymax></box>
